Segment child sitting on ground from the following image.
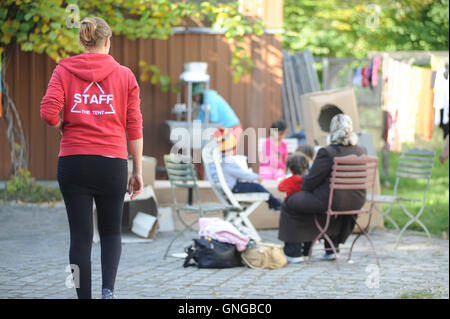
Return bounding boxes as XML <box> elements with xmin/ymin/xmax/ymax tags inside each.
<box><xmin>278</xmin><ymin>153</ymin><xmax>309</xmax><ymax>199</ymax></box>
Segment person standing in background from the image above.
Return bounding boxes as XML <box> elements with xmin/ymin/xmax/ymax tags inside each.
<box><xmin>40</xmin><ymin>17</ymin><xmax>143</xmax><ymax>299</ymax></box>
<box><xmin>259</xmin><ymin>120</ymin><xmax>288</xmax><ymax>181</ymax></box>
<box><xmin>193</xmin><ymin>83</ymin><xmax>242</xmax><ymax>146</ymax></box>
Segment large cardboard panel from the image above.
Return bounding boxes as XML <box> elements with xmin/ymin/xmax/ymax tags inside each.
<box><xmin>300</xmin><ymin>88</ymin><xmax>360</xmax><ymax>146</ymax></box>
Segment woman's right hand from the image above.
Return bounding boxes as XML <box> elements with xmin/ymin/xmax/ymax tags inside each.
<box><xmin>128</xmin><ymin>173</ymin><xmax>143</xmax><ymax>200</ymax></box>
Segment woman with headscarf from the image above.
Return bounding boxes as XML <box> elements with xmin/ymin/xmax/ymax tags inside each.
<box><xmin>278</xmin><ymin>114</ymin><xmax>367</xmax><ymax>263</ymax></box>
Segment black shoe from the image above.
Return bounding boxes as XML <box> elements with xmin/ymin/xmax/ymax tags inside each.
<box><xmin>284</xmin><ymin>243</ymin><xmax>304</xmax><ymax>263</ymax></box>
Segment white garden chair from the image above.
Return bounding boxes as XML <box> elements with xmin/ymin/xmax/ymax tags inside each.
<box><xmin>202</xmin><ymin>145</ymin><xmax>269</xmax><ymax>242</ymax></box>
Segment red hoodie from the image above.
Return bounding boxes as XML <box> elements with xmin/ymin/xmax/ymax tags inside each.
<box><xmin>41</xmin><ymin>53</ymin><xmax>143</xmax><ymax>160</ymax></box>
<box><xmin>278</xmin><ymin>175</ymin><xmax>303</xmax><ymax>199</ymax></box>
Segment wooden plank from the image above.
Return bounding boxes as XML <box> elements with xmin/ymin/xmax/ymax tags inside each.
<box><xmin>29</xmin><ymin>53</ymin><xmax>45</xmax><ymax>179</ymax></box>
<box><xmin>168</xmin><ymin>34</ymin><xmax>184</xmax><ymax>119</ymax></box>
<box><xmin>137</xmin><ymin>38</ymin><xmax>154</xmax><ymax>160</ymax></box>
<box><xmin>204</xmin><ymin>34</ymin><xmax>218</xmax><ymax>91</ymax></box>
<box><xmin>249</xmin><ymin>34</ymin><xmax>263</xmax><ymax>128</ymax></box>
<box><xmin>216</xmin><ymin>35</ymin><xmax>231</xmax><ymax>107</ymax></box>
<box><xmin>43</xmin><ymin>55</ymin><xmax>59</xmax><ymax>179</ymax></box>
<box><xmin>153</xmin><ymin>38</ymin><xmax>171</xmax><ymax>161</ymax></box>
<box><xmin>184</xmin><ymin>33</ymin><xmax>200</xmax><ymax>63</ymax></box>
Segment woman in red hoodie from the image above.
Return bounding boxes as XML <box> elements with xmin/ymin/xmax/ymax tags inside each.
<box><xmin>41</xmin><ymin>17</ymin><xmax>143</xmax><ymax>299</ymax></box>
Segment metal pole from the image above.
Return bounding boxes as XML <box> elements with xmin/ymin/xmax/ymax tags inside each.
<box><xmin>187</xmin><ymin>82</ymin><xmax>193</xmax><ymax>148</ymax></box>
<box><xmin>204</xmin><ymin>81</ymin><xmax>210</xmax><ymax>127</ymax></box>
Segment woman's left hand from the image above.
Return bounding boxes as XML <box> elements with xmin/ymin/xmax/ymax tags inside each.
<box><xmin>128</xmin><ymin>173</ymin><xmax>143</xmax><ymax>200</ymax></box>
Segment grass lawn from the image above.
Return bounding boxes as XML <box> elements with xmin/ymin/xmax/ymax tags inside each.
<box><xmin>378</xmin><ymin>136</ymin><xmax>449</xmax><ymax>237</ymax></box>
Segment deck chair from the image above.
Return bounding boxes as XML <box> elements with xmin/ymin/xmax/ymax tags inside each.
<box><xmin>163</xmin><ymin>154</ymin><xmax>233</xmax><ymax>258</ymax></box>
<box><xmin>202</xmin><ymin>145</ymin><xmax>269</xmax><ymax>242</ymax></box>
<box><xmin>307</xmin><ymin>155</ymin><xmax>380</xmax><ymax>268</ymax></box>
<box><xmin>368</xmin><ymin>148</ymin><xmax>436</xmax><ymax>248</ymax></box>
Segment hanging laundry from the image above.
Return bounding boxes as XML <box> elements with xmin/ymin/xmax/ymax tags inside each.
<box><xmin>362</xmin><ymin>65</ymin><xmax>370</xmax><ymax>87</ymax></box>
<box><xmin>352</xmin><ymin>67</ymin><xmax>363</xmax><ymax>86</ymax></box>
<box><xmin>434</xmin><ymin>67</ymin><xmax>449</xmax><ymax>139</ymax></box>
<box><xmin>382</xmin><ymin>54</ymin><xmax>437</xmax><ymax>150</ymax></box>
<box><xmin>396</xmin><ymin>64</ymin><xmax>418</xmax><ymax>146</ymax></box>
<box><xmin>385</xmin><ymin>57</ymin><xmax>401</xmax><ymax>151</ymax></box>
<box><xmin>431</xmin><ymin>54</ymin><xmax>447</xmax><ymax>71</ymax></box>
<box><xmin>368</xmin><ymin>61</ymin><xmax>374</xmax><ymax>89</ymax></box>
<box><xmin>371</xmin><ymin>57</ymin><xmax>382</xmax><ymax>87</ymax></box>
<box><xmin>416</xmin><ymin>68</ymin><xmax>434</xmax><ymax>141</ymax></box>
<box><xmin>433</xmin><ymin>68</ymin><xmax>449</xmax><ymax>126</ymax></box>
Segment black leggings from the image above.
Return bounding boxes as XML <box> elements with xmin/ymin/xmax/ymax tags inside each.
<box><xmin>57</xmin><ymin>155</ymin><xmax>127</xmax><ymax>299</ymax></box>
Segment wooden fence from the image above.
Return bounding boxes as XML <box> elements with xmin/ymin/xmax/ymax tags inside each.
<box><xmin>0</xmin><ymin>32</ymin><xmax>283</xmax><ymax>179</ymax></box>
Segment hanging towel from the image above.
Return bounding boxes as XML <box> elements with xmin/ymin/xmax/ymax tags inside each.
<box><xmin>396</xmin><ymin>64</ymin><xmax>418</xmax><ymax>145</ymax></box>
<box><xmin>362</xmin><ymin>66</ymin><xmax>370</xmax><ymax>87</ymax></box>
<box><xmin>417</xmin><ymin>68</ymin><xmax>434</xmax><ymax>141</ymax></box>
<box><xmin>433</xmin><ymin>68</ymin><xmax>449</xmax><ymax>126</ymax></box>
<box><xmin>353</xmin><ymin>67</ymin><xmax>363</xmax><ymax>86</ymax></box>
<box><xmin>386</xmin><ymin>58</ymin><xmax>402</xmax><ymax>151</ymax></box>
<box><xmin>371</xmin><ymin>57</ymin><xmax>382</xmax><ymax>87</ymax></box>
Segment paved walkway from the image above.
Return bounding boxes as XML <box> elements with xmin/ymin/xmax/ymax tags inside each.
<box><xmin>0</xmin><ymin>202</ymin><xmax>448</xmax><ymax>299</ymax></box>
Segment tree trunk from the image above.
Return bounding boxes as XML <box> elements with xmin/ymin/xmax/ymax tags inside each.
<box><xmin>1</xmin><ymin>43</ymin><xmax>28</xmax><ymax>177</ymax></box>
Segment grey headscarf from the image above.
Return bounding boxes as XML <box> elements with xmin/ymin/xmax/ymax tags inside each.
<box><xmin>329</xmin><ymin>114</ymin><xmax>358</xmax><ymax>146</ymax></box>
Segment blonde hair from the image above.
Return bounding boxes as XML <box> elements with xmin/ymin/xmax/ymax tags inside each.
<box><xmin>79</xmin><ymin>17</ymin><xmax>112</xmax><ymax>48</ymax></box>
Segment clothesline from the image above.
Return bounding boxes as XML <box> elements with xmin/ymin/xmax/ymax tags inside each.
<box><xmin>378</xmin><ymin>53</ymin><xmax>449</xmax><ymax>152</ymax></box>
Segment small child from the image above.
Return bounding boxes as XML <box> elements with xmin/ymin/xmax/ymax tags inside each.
<box><xmin>296</xmin><ymin>144</ymin><xmax>315</xmax><ymax>163</ymax></box>
<box><xmin>278</xmin><ymin>153</ymin><xmax>309</xmax><ymax>199</ymax></box>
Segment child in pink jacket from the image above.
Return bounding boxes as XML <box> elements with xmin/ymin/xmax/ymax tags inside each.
<box><xmin>259</xmin><ymin>120</ymin><xmax>288</xmax><ymax>180</ymax></box>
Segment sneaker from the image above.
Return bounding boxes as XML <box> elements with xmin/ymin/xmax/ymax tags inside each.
<box><xmin>102</xmin><ymin>288</ymin><xmax>114</xmax><ymax>299</ymax></box>
<box><xmin>321</xmin><ymin>253</ymin><xmax>338</xmax><ymax>261</ymax></box>
<box><xmin>285</xmin><ymin>255</ymin><xmax>305</xmax><ymax>264</ymax></box>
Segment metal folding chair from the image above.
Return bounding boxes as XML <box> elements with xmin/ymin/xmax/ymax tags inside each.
<box><xmin>307</xmin><ymin>155</ymin><xmax>380</xmax><ymax>268</ymax></box>
<box><xmin>202</xmin><ymin>145</ymin><xmax>269</xmax><ymax>242</ymax></box>
<box><xmin>163</xmin><ymin>154</ymin><xmax>232</xmax><ymax>258</ymax></box>
<box><xmin>369</xmin><ymin>148</ymin><xmax>436</xmax><ymax>248</ymax></box>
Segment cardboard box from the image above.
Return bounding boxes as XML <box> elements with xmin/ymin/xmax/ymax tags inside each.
<box><xmin>122</xmin><ymin>185</ymin><xmax>158</xmax><ymax>230</ymax></box>
<box><xmin>154</xmin><ymin>177</ymin><xmax>383</xmax><ymax>232</ymax></box>
<box><xmin>128</xmin><ymin>156</ymin><xmax>157</xmax><ymax>187</ymax></box>
<box><xmin>154</xmin><ymin>180</ymin><xmax>224</xmax><ymax>231</ymax></box>
<box><xmin>300</xmin><ymin>88</ymin><xmax>361</xmax><ymax>146</ymax></box>
<box><xmin>131</xmin><ymin>212</ymin><xmax>159</xmax><ymax>239</ymax></box>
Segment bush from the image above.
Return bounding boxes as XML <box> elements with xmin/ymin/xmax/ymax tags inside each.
<box><xmin>0</xmin><ymin>169</ymin><xmax>62</xmax><ymax>203</ymax></box>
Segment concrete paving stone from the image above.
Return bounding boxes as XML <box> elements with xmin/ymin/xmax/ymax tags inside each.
<box><xmin>0</xmin><ymin>203</ymin><xmax>448</xmax><ymax>299</ymax></box>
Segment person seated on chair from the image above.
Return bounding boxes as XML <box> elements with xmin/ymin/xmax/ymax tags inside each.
<box><xmin>208</xmin><ymin>132</ymin><xmax>282</xmax><ymax>211</ymax></box>
<box><xmin>278</xmin><ymin>114</ymin><xmax>367</xmax><ymax>263</ymax></box>
<box><xmin>259</xmin><ymin>120</ymin><xmax>289</xmax><ymax>181</ymax></box>
<box><xmin>278</xmin><ymin>153</ymin><xmax>309</xmax><ymax>200</ymax></box>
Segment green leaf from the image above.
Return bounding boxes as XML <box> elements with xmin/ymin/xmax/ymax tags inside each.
<box><xmin>22</xmin><ymin>42</ymin><xmax>33</xmax><ymax>51</ymax></box>
<box><xmin>0</xmin><ymin>8</ymin><xmax>8</xmax><ymax>20</ymax></box>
